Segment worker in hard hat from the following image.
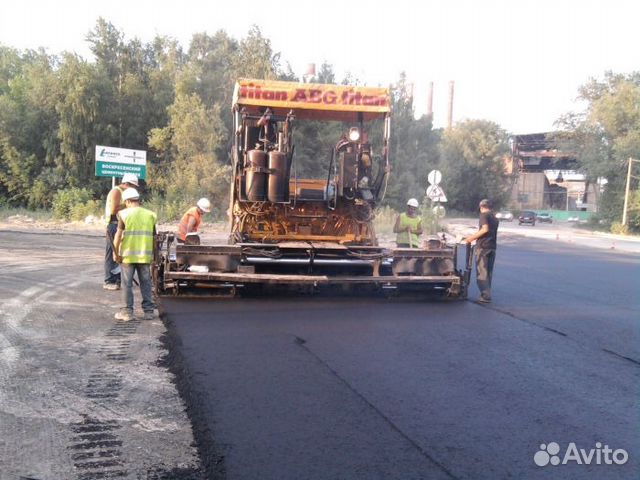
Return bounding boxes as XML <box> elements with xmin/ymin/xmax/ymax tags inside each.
<box><xmin>177</xmin><ymin>198</ymin><xmax>211</xmax><ymax>244</ymax></box>
<box><xmin>104</xmin><ymin>173</ymin><xmax>139</xmax><ymax>290</ymax></box>
<box><xmin>112</xmin><ymin>188</ymin><xmax>157</xmax><ymax>321</ymax></box>
<box><xmin>394</xmin><ymin>198</ymin><xmax>423</xmax><ymax>248</ymax></box>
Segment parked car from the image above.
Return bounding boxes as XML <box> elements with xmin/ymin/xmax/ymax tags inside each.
<box><xmin>537</xmin><ymin>212</ymin><xmax>553</xmax><ymax>223</ymax></box>
<box><xmin>518</xmin><ymin>211</ymin><xmax>536</xmax><ymax>226</ymax></box>
<box><xmin>495</xmin><ymin>210</ymin><xmax>514</xmax><ymax>222</ymax></box>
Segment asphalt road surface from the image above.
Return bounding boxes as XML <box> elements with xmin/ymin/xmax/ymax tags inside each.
<box><xmin>162</xmin><ymin>236</ymin><xmax>639</xmax><ymax>480</ymax></box>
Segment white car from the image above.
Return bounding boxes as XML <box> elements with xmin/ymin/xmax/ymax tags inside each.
<box><xmin>496</xmin><ymin>210</ymin><xmax>514</xmax><ymax>222</ymax></box>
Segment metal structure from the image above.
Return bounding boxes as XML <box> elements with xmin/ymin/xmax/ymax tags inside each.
<box><xmin>153</xmin><ymin>79</ymin><xmax>471</xmax><ymax>297</ymax></box>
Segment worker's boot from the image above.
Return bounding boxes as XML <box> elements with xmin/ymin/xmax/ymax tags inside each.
<box><xmin>115</xmin><ymin>309</ymin><xmax>134</xmax><ymax>321</ymax></box>
<box><xmin>477</xmin><ymin>295</ymin><xmax>492</xmax><ymax>304</ymax></box>
<box><xmin>143</xmin><ymin>311</ymin><xmax>155</xmax><ymax>320</ymax></box>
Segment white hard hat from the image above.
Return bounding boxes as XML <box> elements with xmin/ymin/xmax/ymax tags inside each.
<box><xmin>122</xmin><ymin>188</ymin><xmax>140</xmax><ymax>201</ymax></box>
<box><xmin>121</xmin><ymin>173</ymin><xmax>139</xmax><ymax>186</ymax></box>
<box><xmin>407</xmin><ymin>198</ymin><xmax>419</xmax><ymax>208</ymax></box>
<box><xmin>197</xmin><ymin>198</ymin><xmax>211</xmax><ymax>213</ymax></box>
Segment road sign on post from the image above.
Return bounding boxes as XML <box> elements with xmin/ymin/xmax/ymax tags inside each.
<box><xmin>426</xmin><ymin>184</ymin><xmax>447</xmax><ymax>202</ymax></box>
<box><xmin>427</xmin><ymin>169</ymin><xmax>442</xmax><ymax>186</ymax></box>
<box><xmin>95</xmin><ymin>145</ymin><xmax>147</xmax><ymax>179</ymax></box>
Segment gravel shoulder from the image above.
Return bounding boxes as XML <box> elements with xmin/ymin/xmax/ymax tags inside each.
<box><xmin>0</xmin><ymin>229</ymin><xmax>203</xmax><ymax>480</ymax></box>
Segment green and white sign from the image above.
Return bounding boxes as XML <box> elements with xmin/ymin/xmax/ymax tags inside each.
<box><xmin>95</xmin><ymin>145</ymin><xmax>147</xmax><ymax>179</ymax></box>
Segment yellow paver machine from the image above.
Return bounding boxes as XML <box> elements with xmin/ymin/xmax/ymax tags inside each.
<box><xmin>154</xmin><ymin>79</ymin><xmax>472</xmax><ymax>297</ymax></box>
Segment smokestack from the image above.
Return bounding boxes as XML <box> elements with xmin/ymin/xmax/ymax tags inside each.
<box><xmin>447</xmin><ymin>81</ymin><xmax>455</xmax><ymax>129</ymax></box>
<box><xmin>426</xmin><ymin>81</ymin><xmax>434</xmax><ymax>120</ymax></box>
<box><xmin>303</xmin><ymin>63</ymin><xmax>316</xmax><ymax>83</ymax></box>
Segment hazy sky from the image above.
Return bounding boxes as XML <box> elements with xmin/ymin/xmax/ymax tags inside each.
<box><xmin>1</xmin><ymin>0</ymin><xmax>637</xmax><ymax>133</ymax></box>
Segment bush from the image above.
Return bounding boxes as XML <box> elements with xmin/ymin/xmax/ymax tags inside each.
<box><xmin>610</xmin><ymin>222</ymin><xmax>629</xmax><ymax>235</ymax></box>
<box><xmin>52</xmin><ymin>188</ymin><xmax>94</xmax><ymax>220</ymax></box>
<box><xmin>70</xmin><ymin>199</ymin><xmax>102</xmax><ymax>221</ymax></box>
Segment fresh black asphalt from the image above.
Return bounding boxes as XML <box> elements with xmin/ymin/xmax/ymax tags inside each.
<box><xmin>161</xmin><ymin>237</ymin><xmax>639</xmax><ymax>480</ymax></box>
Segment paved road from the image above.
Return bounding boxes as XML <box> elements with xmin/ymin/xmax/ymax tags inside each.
<box><xmin>162</xmin><ymin>236</ymin><xmax>639</xmax><ymax>480</ymax></box>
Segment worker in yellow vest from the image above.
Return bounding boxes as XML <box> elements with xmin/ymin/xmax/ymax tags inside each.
<box><xmin>113</xmin><ymin>188</ymin><xmax>157</xmax><ymax>321</ymax></box>
<box><xmin>103</xmin><ymin>173</ymin><xmax>139</xmax><ymax>290</ymax></box>
<box><xmin>177</xmin><ymin>198</ymin><xmax>211</xmax><ymax>244</ymax></box>
<box><xmin>394</xmin><ymin>198</ymin><xmax>423</xmax><ymax>248</ymax></box>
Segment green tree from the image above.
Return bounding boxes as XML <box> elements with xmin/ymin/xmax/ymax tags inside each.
<box><xmin>55</xmin><ymin>53</ymin><xmax>113</xmax><ymax>192</ymax></box>
<box><xmin>439</xmin><ymin>119</ymin><xmax>511</xmax><ymax>212</ymax></box>
<box><xmin>149</xmin><ymin>93</ymin><xmax>230</xmax><ymax>214</ymax></box>
<box><xmin>385</xmin><ymin>73</ymin><xmax>440</xmax><ymax>210</ymax></box>
<box><xmin>0</xmin><ymin>48</ymin><xmax>61</xmax><ymax>206</ymax></box>
<box><xmin>555</xmin><ymin>71</ymin><xmax>640</xmax><ymax>229</ymax></box>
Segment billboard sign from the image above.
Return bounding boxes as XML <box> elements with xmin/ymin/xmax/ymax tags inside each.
<box><xmin>95</xmin><ymin>146</ymin><xmax>147</xmax><ymax>179</ymax></box>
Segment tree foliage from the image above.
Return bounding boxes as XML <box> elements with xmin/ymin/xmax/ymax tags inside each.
<box><xmin>439</xmin><ymin>120</ymin><xmax>511</xmax><ymax>212</ymax></box>
<box><xmin>555</xmin><ymin>72</ymin><xmax>640</xmax><ymax>230</ymax></box>
<box><xmin>1</xmin><ymin>19</ymin><xmax>516</xmax><ymax>221</ymax></box>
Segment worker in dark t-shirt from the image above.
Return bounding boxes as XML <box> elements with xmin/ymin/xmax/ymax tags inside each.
<box><xmin>463</xmin><ymin>198</ymin><xmax>499</xmax><ymax>303</ymax></box>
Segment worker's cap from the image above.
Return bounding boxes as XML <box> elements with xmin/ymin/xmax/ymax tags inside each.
<box><xmin>407</xmin><ymin>198</ymin><xmax>420</xmax><ymax>208</ymax></box>
<box><xmin>122</xmin><ymin>188</ymin><xmax>140</xmax><ymax>201</ymax></box>
<box><xmin>121</xmin><ymin>173</ymin><xmax>139</xmax><ymax>186</ymax></box>
<box><xmin>197</xmin><ymin>197</ymin><xmax>211</xmax><ymax>213</ymax></box>
<box><xmin>479</xmin><ymin>198</ymin><xmax>492</xmax><ymax>208</ymax></box>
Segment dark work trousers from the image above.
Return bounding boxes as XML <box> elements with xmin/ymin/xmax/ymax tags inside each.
<box><xmin>121</xmin><ymin>263</ymin><xmax>155</xmax><ymax>314</ymax></box>
<box><xmin>105</xmin><ymin>222</ymin><xmax>121</xmax><ymax>285</ymax></box>
<box><xmin>475</xmin><ymin>248</ymin><xmax>496</xmax><ymax>300</ymax></box>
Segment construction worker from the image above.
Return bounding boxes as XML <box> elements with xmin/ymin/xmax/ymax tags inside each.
<box><xmin>394</xmin><ymin>198</ymin><xmax>423</xmax><ymax>248</ymax></box>
<box><xmin>104</xmin><ymin>173</ymin><xmax>139</xmax><ymax>290</ymax></box>
<box><xmin>177</xmin><ymin>198</ymin><xmax>211</xmax><ymax>244</ymax></box>
<box><xmin>112</xmin><ymin>188</ymin><xmax>157</xmax><ymax>321</ymax></box>
<box><xmin>463</xmin><ymin>198</ymin><xmax>499</xmax><ymax>303</ymax></box>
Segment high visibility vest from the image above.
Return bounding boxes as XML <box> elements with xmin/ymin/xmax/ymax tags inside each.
<box><xmin>396</xmin><ymin>212</ymin><xmax>422</xmax><ymax>247</ymax></box>
<box><xmin>119</xmin><ymin>207</ymin><xmax>157</xmax><ymax>264</ymax></box>
<box><xmin>178</xmin><ymin>207</ymin><xmax>202</xmax><ymax>241</ymax></box>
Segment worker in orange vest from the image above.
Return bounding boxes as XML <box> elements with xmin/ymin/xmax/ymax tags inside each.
<box><xmin>177</xmin><ymin>198</ymin><xmax>211</xmax><ymax>244</ymax></box>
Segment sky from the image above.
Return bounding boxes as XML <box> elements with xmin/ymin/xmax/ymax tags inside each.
<box><xmin>1</xmin><ymin>0</ymin><xmax>638</xmax><ymax>133</ymax></box>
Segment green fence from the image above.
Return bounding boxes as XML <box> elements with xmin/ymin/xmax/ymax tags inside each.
<box><xmin>534</xmin><ymin>210</ymin><xmax>592</xmax><ymax>221</ymax></box>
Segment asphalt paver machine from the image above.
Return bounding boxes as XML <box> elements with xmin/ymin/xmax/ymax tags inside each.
<box><xmin>154</xmin><ymin>79</ymin><xmax>472</xmax><ymax>297</ymax></box>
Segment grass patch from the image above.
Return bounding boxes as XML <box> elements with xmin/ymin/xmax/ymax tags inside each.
<box><xmin>0</xmin><ymin>206</ymin><xmax>55</xmax><ymax>222</ymax></box>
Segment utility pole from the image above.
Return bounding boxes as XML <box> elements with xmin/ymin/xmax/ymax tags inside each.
<box><xmin>622</xmin><ymin>158</ymin><xmax>639</xmax><ymax>226</ymax></box>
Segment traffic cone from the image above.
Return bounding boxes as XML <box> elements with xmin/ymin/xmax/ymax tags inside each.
<box><xmin>610</xmin><ymin>241</ymin><xmax>616</xmax><ymax>250</ymax></box>
<box><xmin>555</xmin><ymin>233</ymin><xmax>560</xmax><ymax>240</ymax></box>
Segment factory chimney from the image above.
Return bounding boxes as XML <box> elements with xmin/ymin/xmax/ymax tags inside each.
<box><xmin>447</xmin><ymin>81</ymin><xmax>455</xmax><ymax>129</ymax></box>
